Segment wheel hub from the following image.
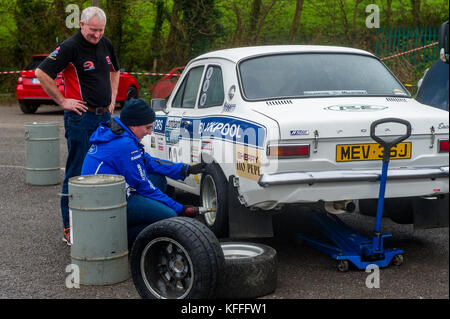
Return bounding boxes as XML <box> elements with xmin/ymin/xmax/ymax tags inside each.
<box><xmin>202</xmin><ymin>175</ymin><xmax>218</xmax><ymax>226</ymax></box>
<box><xmin>168</xmin><ymin>254</ymin><xmax>188</xmax><ymax>279</ymax></box>
<box><xmin>141</xmin><ymin>237</ymin><xmax>194</xmax><ymax>298</ymax></box>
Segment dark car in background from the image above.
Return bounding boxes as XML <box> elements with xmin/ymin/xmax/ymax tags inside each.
<box><xmin>416</xmin><ymin>59</ymin><xmax>449</xmax><ymax>111</ymax></box>
<box><xmin>416</xmin><ymin>21</ymin><xmax>449</xmax><ymax>112</ymax></box>
<box><xmin>16</xmin><ymin>54</ymin><xmax>139</xmax><ymax>113</ymax></box>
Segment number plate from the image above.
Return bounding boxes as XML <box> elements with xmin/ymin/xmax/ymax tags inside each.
<box><xmin>32</xmin><ymin>78</ymin><xmax>40</xmax><ymax>84</ymax></box>
<box><xmin>336</xmin><ymin>142</ymin><xmax>411</xmax><ymax>162</ymax></box>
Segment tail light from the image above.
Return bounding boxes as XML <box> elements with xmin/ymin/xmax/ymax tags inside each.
<box><xmin>18</xmin><ymin>77</ymin><xmax>23</xmax><ymax>84</ymax></box>
<box><xmin>439</xmin><ymin>139</ymin><xmax>449</xmax><ymax>152</ymax></box>
<box><xmin>267</xmin><ymin>144</ymin><xmax>310</xmax><ymax>158</ymax></box>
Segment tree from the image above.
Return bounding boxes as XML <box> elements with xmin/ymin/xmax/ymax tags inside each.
<box><xmin>289</xmin><ymin>0</ymin><xmax>305</xmax><ymax>42</ymax></box>
<box><xmin>249</xmin><ymin>0</ymin><xmax>261</xmax><ymax>43</ymax></box>
<box><xmin>150</xmin><ymin>0</ymin><xmax>165</xmax><ymax>72</ymax></box>
<box><xmin>163</xmin><ymin>0</ymin><xmax>223</xmax><ymax>67</ymax></box>
<box><xmin>410</xmin><ymin>0</ymin><xmax>421</xmax><ymax>26</ymax></box>
<box><xmin>14</xmin><ymin>0</ymin><xmax>58</xmax><ymax>66</ymax></box>
<box><xmin>106</xmin><ymin>0</ymin><xmax>126</xmax><ymax>58</ymax></box>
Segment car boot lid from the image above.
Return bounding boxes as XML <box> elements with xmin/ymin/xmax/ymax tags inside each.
<box><xmin>251</xmin><ymin>96</ymin><xmax>449</xmax><ymax>140</ymax></box>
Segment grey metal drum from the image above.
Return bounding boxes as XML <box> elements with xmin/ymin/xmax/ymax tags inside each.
<box><xmin>69</xmin><ymin>174</ymin><xmax>129</xmax><ymax>285</ymax></box>
<box><xmin>24</xmin><ymin>122</ymin><xmax>60</xmax><ymax>185</ymax></box>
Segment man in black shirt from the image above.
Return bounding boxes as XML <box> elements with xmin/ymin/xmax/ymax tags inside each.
<box><xmin>36</xmin><ymin>6</ymin><xmax>120</xmax><ymax>245</ymax></box>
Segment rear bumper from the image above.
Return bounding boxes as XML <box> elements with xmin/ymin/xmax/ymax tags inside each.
<box><xmin>16</xmin><ymin>84</ymin><xmax>64</xmax><ymax>101</ymax></box>
<box><xmin>258</xmin><ymin>166</ymin><xmax>449</xmax><ymax>187</ymax></box>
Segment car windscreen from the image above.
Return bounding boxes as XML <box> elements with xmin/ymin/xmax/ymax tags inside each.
<box><xmin>25</xmin><ymin>57</ymin><xmax>46</xmax><ymax>70</ymax></box>
<box><xmin>239</xmin><ymin>53</ymin><xmax>409</xmax><ymax>100</ymax></box>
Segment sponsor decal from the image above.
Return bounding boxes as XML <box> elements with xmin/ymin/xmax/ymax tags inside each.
<box><xmin>228</xmin><ymin>85</ymin><xmax>236</xmax><ymax>100</ymax></box>
<box><xmin>325</xmin><ymin>105</ymin><xmax>388</xmax><ymax>112</ymax></box>
<box><xmin>106</xmin><ymin>55</ymin><xmax>111</xmax><ymax>64</ymax></box>
<box><xmin>83</xmin><ymin>61</ymin><xmax>95</xmax><ymax>71</ymax></box>
<box><xmin>155</xmin><ymin>116</ymin><xmax>266</xmax><ymax>149</ymax></box>
<box><xmin>223</xmin><ymin>102</ymin><xmax>236</xmax><ymax>112</ymax></box>
<box><xmin>201</xmin><ymin>140</ymin><xmax>212</xmax><ymax>151</ymax></box>
<box><xmin>153</xmin><ymin>118</ymin><xmax>166</xmax><ymax>133</ymax></box>
<box><xmin>197</xmin><ymin>117</ymin><xmax>266</xmax><ymax>149</ymax></box>
<box><xmin>235</xmin><ymin>145</ymin><xmax>261</xmax><ymax>181</ymax></box>
<box><xmin>150</xmin><ymin>136</ymin><xmax>156</xmax><ymax>148</ymax></box>
<box><xmin>290</xmin><ymin>129</ymin><xmax>309</xmax><ymax>136</ymax></box>
<box><xmin>165</xmin><ymin>118</ymin><xmax>181</xmax><ymax>145</ymax></box>
<box><xmin>191</xmin><ymin>144</ymin><xmax>200</xmax><ymax>162</ymax></box>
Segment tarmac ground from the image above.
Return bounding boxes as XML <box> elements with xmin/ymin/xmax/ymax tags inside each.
<box><xmin>1</xmin><ymin>104</ymin><xmax>448</xmax><ymax>300</ymax></box>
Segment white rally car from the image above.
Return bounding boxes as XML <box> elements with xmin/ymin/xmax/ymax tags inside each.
<box><xmin>142</xmin><ymin>45</ymin><xmax>449</xmax><ymax>238</ymax></box>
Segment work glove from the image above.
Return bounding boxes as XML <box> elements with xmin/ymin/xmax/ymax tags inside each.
<box><xmin>187</xmin><ymin>162</ymin><xmax>206</xmax><ymax>175</ymax></box>
<box><xmin>180</xmin><ymin>205</ymin><xmax>200</xmax><ymax>218</ymax></box>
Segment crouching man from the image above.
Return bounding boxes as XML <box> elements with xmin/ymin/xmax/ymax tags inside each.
<box><xmin>81</xmin><ymin>98</ymin><xmax>205</xmax><ymax>245</ymax></box>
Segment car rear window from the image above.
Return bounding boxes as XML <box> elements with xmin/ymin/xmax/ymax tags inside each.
<box><xmin>239</xmin><ymin>53</ymin><xmax>409</xmax><ymax>100</ymax></box>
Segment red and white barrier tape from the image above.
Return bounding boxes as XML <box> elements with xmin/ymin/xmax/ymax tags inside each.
<box><xmin>123</xmin><ymin>71</ymin><xmax>180</xmax><ymax>77</ymax></box>
<box><xmin>0</xmin><ymin>71</ymin><xmax>21</xmax><ymax>75</ymax></box>
<box><xmin>0</xmin><ymin>70</ymin><xmax>180</xmax><ymax>76</ymax></box>
<box><xmin>380</xmin><ymin>42</ymin><xmax>438</xmax><ymax>61</ymax></box>
<box><xmin>1</xmin><ymin>43</ymin><xmax>439</xmax><ymax>75</ymax></box>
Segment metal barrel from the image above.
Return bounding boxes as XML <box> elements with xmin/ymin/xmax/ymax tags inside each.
<box><xmin>24</xmin><ymin>122</ymin><xmax>60</xmax><ymax>185</ymax></box>
<box><xmin>69</xmin><ymin>174</ymin><xmax>129</xmax><ymax>285</ymax></box>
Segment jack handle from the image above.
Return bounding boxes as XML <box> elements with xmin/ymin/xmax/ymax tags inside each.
<box><xmin>370</xmin><ymin>118</ymin><xmax>412</xmax><ymax>163</ymax></box>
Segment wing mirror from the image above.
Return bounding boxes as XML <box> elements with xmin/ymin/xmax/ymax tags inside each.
<box><xmin>151</xmin><ymin>98</ymin><xmax>169</xmax><ymax>114</ymax></box>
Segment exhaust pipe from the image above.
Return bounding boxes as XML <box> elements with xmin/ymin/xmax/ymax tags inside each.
<box><xmin>324</xmin><ymin>200</ymin><xmax>356</xmax><ymax>214</ymax></box>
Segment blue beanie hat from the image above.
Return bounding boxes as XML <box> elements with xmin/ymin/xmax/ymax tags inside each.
<box><xmin>120</xmin><ymin>98</ymin><xmax>156</xmax><ymax>126</ymax></box>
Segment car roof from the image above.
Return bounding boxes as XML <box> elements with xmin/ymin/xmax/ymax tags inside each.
<box><xmin>191</xmin><ymin>45</ymin><xmax>375</xmax><ymax>64</ymax></box>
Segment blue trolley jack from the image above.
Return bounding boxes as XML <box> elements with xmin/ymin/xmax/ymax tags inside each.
<box><xmin>298</xmin><ymin>118</ymin><xmax>411</xmax><ymax>272</ymax></box>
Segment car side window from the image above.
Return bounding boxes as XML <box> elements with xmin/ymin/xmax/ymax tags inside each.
<box><xmin>199</xmin><ymin>66</ymin><xmax>225</xmax><ymax>108</ymax></box>
<box><xmin>172</xmin><ymin>77</ymin><xmax>186</xmax><ymax>108</ymax></box>
<box><xmin>172</xmin><ymin>66</ymin><xmax>204</xmax><ymax>108</ymax></box>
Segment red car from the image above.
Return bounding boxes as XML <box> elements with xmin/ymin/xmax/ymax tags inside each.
<box><xmin>149</xmin><ymin>66</ymin><xmax>184</xmax><ymax>99</ymax></box>
<box><xmin>16</xmin><ymin>54</ymin><xmax>139</xmax><ymax>113</ymax></box>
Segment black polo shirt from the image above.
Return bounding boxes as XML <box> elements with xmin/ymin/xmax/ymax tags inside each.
<box><xmin>38</xmin><ymin>31</ymin><xmax>120</xmax><ymax>108</ymax></box>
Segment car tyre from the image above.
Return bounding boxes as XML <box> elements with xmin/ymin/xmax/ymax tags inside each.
<box><xmin>215</xmin><ymin>242</ymin><xmax>277</xmax><ymax>299</ymax></box>
<box><xmin>200</xmin><ymin>163</ymin><xmax>229</xmax><ymax>238</ymax></box>
<box><xmin>126</xmin><ymin>85</ymin><xmax>138</xmax><ymax>100</ymax></box>
<box><xmin>130</xmin><ymin>217</ymin><xmax>224</xmax><ymax>299</ymax></box>
<box><xmin>19</xmin><ymin>102</ymin><xmax>38</xmax><ymax>114</ymax></box>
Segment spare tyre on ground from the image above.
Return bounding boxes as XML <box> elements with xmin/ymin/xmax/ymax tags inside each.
<box><xmin>129</xmin><ymin>217</ymin><xmax>224</xmax><ymax>299</ymax></box>
<box><xmin>215</xmin><ymin>242</ymin><xmax>277</xmax><ymax>299</ymax></box>
<box><xmin>130</xmin><ymin>218</ymin><xmax>278</xmax><ymax>299</ymax></box>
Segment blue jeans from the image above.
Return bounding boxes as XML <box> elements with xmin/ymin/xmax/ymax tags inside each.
<box><xmin>126</xmin><ymin>173</ymin><xmax>178</xmax><ymax>244</ymax></box>
<box><xmin>61</xmin><ymin>111</ymin><xmax>110</xmax><ymax>228</ymax></box>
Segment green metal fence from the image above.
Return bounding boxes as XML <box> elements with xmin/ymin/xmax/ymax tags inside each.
<box><xmin>376</xmin><ymin>26</ymin><xmax>440</xmax><ymax>65</ymax></box>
